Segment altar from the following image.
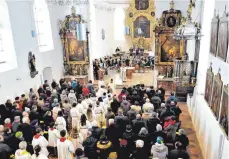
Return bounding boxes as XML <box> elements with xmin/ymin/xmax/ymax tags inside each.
<box><xmin>64</xmin><ymin>75</ymin><xmax>88</xmax><ymax>85</ymax></box>
<box><xmin>154</xmin><ymin>1</ymin><xmax>185</xmax><ymax>92</ymax></box>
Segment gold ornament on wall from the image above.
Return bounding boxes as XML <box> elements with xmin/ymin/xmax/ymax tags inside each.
<box><xmin>125</xmin><ymin>0</ymin><xmax>156</xmax><ymax>50</ymax></box>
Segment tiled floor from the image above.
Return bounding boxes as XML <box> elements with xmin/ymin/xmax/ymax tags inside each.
<box><xmin>178</xmin><ymin>102</ymin><xmax>203</xmax><ymax>159</ymax></box>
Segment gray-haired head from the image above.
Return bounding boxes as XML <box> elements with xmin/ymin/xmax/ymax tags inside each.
<box><xmin>156</xmin><ymin>124</ymin><xmax>162</xmax><ymax>131</ymax></box>
<box><xmin>139</xmin><ymin>127</ymin><xmax>148</xmax><ymax>136</ymax></box>
<box><xmin>136</xmin><ymin>114</ymin><xmax>141</xmax><ymax>119</ymax></box>
<box><xmin>179</xmin><ymin>129</ymin><xmax>185</xmax><ymax>135</ymax></box>
<box><xmin>161</xmin><ymin>103</ymin><xmax>165</xmax><ymax>108</ymax></box>
<box><xmin>19</xmin><ymin>141</ymin><xmax>27</xmax><ymax>150</ymax></box>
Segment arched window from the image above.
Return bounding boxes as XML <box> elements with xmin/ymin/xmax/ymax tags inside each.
<box><xmin>114</xmin><ymin>7</ymin><xmax>125</xmax><ymax>41</ymax></box>
<box><xmin>0</xmin><ymin>0</ymin><xmax>17</xmax><ymax>73</ymax></box>
<box><xmin>34</xmin><ymin>0</ymin><xmax>54</xmax><ymax>52</ymax></box>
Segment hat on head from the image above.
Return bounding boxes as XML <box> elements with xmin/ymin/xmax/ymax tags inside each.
<box><xmin>31</xmin><ymin>119</ymin><xmax>38</xmax><ymax>126</ymax></box>
<box><xmin>15</xmin><ymin>131</ymin><xmax>23</xmax><ymax>138</ymax></box>
<box><xmin>156</xmin><ymin>136</ymin><xmax>164</xmax><ymax>144</ymax></box>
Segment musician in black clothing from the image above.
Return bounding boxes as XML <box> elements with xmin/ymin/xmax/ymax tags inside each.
<box><xmin>93</xmin><ymin>62</ymin><xmax>99</xmax><ymax>80</ymax></box>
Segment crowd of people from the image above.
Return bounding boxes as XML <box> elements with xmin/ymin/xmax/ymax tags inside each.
<box><xmin>93</xmin><ymin>55</ymin><xmax>154</xmax><ymax>80</ymax></box>
<box><xmin>0</xmin><ymin>78</ymin><xmax>190</xmax><ymax>159</ymax></box>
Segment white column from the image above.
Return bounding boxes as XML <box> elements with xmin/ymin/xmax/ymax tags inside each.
<box><xmin>88</xmin><ymin>0</ymin><xmax>97</xmax><ymax>82</ymax></box>
<box><xmin>186</xmin><ymin>39</ymin><xmax>195</xmax><ymax>61</ymax></box>
<box><xmin>196</xmin><ymin>0</ymin><xmax>215</xmax><ymax>94</ymax></box>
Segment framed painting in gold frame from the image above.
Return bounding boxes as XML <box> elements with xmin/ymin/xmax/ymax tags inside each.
<box><xmin>210</xmin><ymin>12</ymin><xmax>219</xmax><ymax>56</ymax></box>
<box><xmin>125</xmin><ymin>0</ymin><xmax>156</xmax><ymax>50</ymax></box>
<box><xmin>157</xmin><ymin>34</ymin><xmax>184</xmax><ymax>65</ymax></box>
<box><xmin>219</xmin><ymin>85</ymin><xmax>228</xmax><ymax>138</ymax></box>
<box><xmin>210</xmin><ymin>72</ymin><xmax>223</xmax><ymax>120</ymax></box>
<box><xmin>216</xmin><ymin>11</ymin><xmax>228</xmax><ymax>61</ymax></box>
<box><xmin>65</xmin><ymin>31</ymin><xmax>88</xmax><ymax>64</ymax></box>
<box><xmin>204</xmin><ymin>66</ymin><xmax>214</xmax><ymax>106</ymax></box>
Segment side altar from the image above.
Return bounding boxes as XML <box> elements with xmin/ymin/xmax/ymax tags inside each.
<box><xmin>59</xmin><ymin>6</ymin><xmax>89</xmax><ymax>78</ymax></box>
<box><xmin>154</xmin><ymin>1</ymin><xmax>185</xmax><ymax>93</ymax></box>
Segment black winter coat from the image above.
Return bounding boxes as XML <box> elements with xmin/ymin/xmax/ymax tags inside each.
<box><xmin>17</xmin><ymin>123</ymin><xmax>33</xmax><ymax>143</ymax></box>
<box><xmin>146</xmin><ymin>117</ymin><xmax>161</xmax><ymax>134</ymax></box>
<box><xmin>168</xmin><ymin>149</ymin><xmax>190</xmax><ymax>159</ymax></box>
<box><xmin>132</xmin><ymin>119</ymin><xmax>145</xmax><ymax>135</ymax></box>
<box><xmin>89</xmin><ymin>126</ymin><xmax>102</xmax><ymax>140</ymax></box>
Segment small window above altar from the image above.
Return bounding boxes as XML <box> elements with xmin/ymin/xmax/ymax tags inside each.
<box><xmin>34</xmin><ymin>0</ymin><xmax>54</xmax><ymax>52</ymax></box>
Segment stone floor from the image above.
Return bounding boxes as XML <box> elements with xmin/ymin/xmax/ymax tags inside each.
<box><xmin>94</xmin><ymin>69</ymin><xmax>154</xmax><ymax>87</ymax></box>
<box><xmin>178</xmin><ymin>102</ymin><xmax>203</xmax><ymax>159</ymax></box>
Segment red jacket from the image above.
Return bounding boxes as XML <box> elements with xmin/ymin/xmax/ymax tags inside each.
<box><xmin>82</xmin><ymin>87</ymin><xmax>90</xmax><ymax>96</ymax></box>
<box><xmin>163</xmin><ymin>119</ymin><xmax>176</xmax><ymax>129</ymax></box>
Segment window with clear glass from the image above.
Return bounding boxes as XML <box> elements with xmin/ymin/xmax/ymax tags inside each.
<box><xmin>114</xmin><ymin>8</ymin><xmax>125</xmax><ymax>41</ymax></box>
<box><xmin>0</xmin><ymin>0</ymin><xmax>17</xmax><ymax>72</ymax></box>
<box><xmin>34</xmin><ymin>0</ymin><xmax>54</xmax><ymax>52</ymax></box>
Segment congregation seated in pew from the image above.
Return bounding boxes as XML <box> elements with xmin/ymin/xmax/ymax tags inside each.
<box><xmin>0</xmin><ymin>78</ymin><xmax>190</xmax><ymax>159</ymax></box>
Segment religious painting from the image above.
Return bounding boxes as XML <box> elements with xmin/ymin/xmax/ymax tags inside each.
<box><xmin>151</xmin><ymin>12</ymin><xmax>155</xmax><ymax>17</ymax></box>
<box><xmin>219</xmin><ymin>85</ymin><xmax>228</xmax><ymax>138</ymax></box>
<box><xmin>125</xmin><ymin>0</ymin><xmax>156</xmax><ymax>50</ymax></box>
<box><xmin>210</xmin><ymin>14</ymin><xmax>219</xmax><ymax>56</ymax></box>
<box><xmin>135</xmin><ymin>0</ymin><xmax>149</xmax><ymax>10</ymax></box>
<box><xmin>66</xmin><ymin>32</ymin><xmax>87</xmax><ymax>63</ymax></box>
<box><xmin>217</xmin><ymin>12</ymin><xmax>228</xmax><ymax>61</ymax></box>
<box><xmin>134</xmin><ymin>16</ymin><xmax>150</xmax><ymax>38</ymax></box>
<box><xmin>159</xmin><ymin>34</ymin><xmax>181</xmax><ymax>63</ymax></box>
<box><xmin>204</xmin><ymin>66</ymin><xmax>214</xmax><ymax>106</ymax></box>
<box><xmin>166</xmin><ymin>16</ymin><xmax>177</xmax><ymax>28</ymax></box>
<box><xmin>210</xmin><ymin>73</ymin><xmax>223</xmax><ymax>120</ymax></box>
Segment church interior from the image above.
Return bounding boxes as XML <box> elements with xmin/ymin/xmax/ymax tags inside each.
<box><xmin>0</xmin><ymin>0</ymin><xmax>228</xmax><ymax>159</ymax></box>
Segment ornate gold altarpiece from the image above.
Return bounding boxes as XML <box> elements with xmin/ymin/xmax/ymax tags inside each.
<box><xmin>125</xmin><ymin>0</ymin><xmax>156</xmax><ymax>50</ymax></box>
<box><xmin>59</xmin><ymin>6</ymin><xmax>89</xmax><ymax>76</ymax></box>
<box><xmin>154</xmin><ymin>1</ymin><xmax>186</xmax><ymax>93</ymax></box>
<box><xmin>154</xmin><ymin>1</ymin><xmax>184</xmax><ymax>66</ymax></box>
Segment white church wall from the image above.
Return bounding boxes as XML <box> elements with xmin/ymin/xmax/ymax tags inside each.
<box><xmin>91</xmin><ymin>5</ymin><xmax>115</xmax><ymax>60</ymax></box>
<box><xmin>0</xmin><ymin>2</ymin><xmax>89</xmax><ymax>103</ymax></box>
<box><xmin>187</xmin><ymin>0</ymin><xmax>229</xmax><ymax>158</ymax></box>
